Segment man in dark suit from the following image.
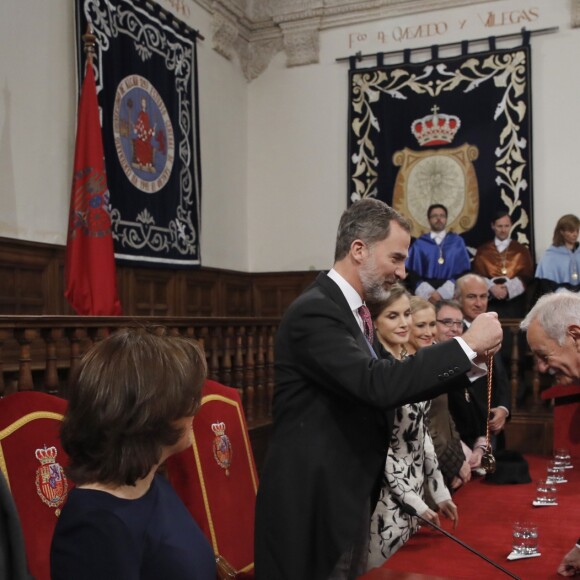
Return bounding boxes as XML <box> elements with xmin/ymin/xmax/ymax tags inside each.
<box><xmin>254</xmin><ymin>199</ymin><xmax>503</xmax><ymax>580</ymax></box>
<box><xmin>450</xmin><ymin>274</ymin><xmax>511</xmax><ymax>465</ymax></box>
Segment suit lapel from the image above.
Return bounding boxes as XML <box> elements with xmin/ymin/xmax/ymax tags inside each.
<box><xmin>315</xmin><ymin>272</ymin><xmax>376</xmax><ymax>356</ymax></box>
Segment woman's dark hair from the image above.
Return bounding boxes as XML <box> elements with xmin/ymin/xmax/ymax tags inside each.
<box><xmin>367</xmin><ymin>283</ymin><xmax>410</xmax><ymax>321</ymax></box>
<box><xmin>553</xmin><ymin>214</ymin><xmax>580</xmax><ymax>246</ymax></box>
<box><xmin>61</xmin><ymin>327</ymin><xmax>207</xmax><ymax>486</ymax></box>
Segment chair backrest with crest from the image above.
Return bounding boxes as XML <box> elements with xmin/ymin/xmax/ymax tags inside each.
<box><xmin>166</xmin><ymin>380</ymin><xmax>258</xmax><ymax>579</ymax></box>
<box><xmin>0</xmin><ymin>391</ymin><xmax>70</xmax><ymax>580</ymax></box>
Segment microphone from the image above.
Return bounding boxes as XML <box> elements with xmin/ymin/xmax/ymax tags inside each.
<box><xmin>399</xmin><ymin>502</ymin><xmax>521</xmax><ymax>580</ymax></box>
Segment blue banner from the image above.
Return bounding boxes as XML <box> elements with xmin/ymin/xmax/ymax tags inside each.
<box><xmin>76</xmin><ymin>0</ymin><xmax>202</xmax><ymax>267</ymax></box>
<box><xmin>348</xmin><ymin>41</ymin><xmax>534</xmax><ymax>257</ymax></box>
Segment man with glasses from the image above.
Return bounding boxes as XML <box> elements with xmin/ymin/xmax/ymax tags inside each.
<box><xmin>520</xmin><ymin>292</ymin><xmax>580</xmax><ymax>577</ymax></box>
<box><xmin>450</xmin><ymin>274</ymin><xmax>511</xmax><ymax>467</ymax></box>
<box><xmin>427</xmin><ymin>300</ymin><xmax>472</xmax><ymax>491</ymax></box>
<box><xmin>406</xmin><ymin>204</ymin><xmax>471</xmax><ymax>304</ymax></box>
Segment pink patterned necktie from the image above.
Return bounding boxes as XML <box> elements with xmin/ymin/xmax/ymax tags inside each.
<box><xmin>358</xmin><ymin>304</ymin><xmax>374</xmax><ymax>344</ymax></box>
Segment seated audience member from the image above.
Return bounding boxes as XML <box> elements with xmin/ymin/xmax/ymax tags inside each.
<box><xmin>451</xmin><ymin>274</ymin><xmax>511</xmax><ymax>465</ymax></box>
<box><xmin>472</xmin><ymin>210</ymin><xmax>534</xmax><ymax>399</ymax></box>
<box><xmin>472</xmin><ymin>210</ymin><xmax>534</xmax><ymax>319</ymax></box>
<box><xmin>50</xmin><ymin>328</ymin><xmax>216</xmax><ymax>580</ymax></box>
<box><xmin>428</xmin><ymin>299</ymin><xmax>472</xmax><ymax>491</ymax></box>
<box><xmin>535</xmin><ymin>213</ymin><xmax>580</xmax><ymax>298</ymax></box>
<box><xmin>367</xmin><ymin>286</ymin><xmax>458</xmax><ymax>569</ymax></box>
<box><xmin>406</xmin><ymin>204</ymin><xmax>471</xmax><ymax>304</ymax></box>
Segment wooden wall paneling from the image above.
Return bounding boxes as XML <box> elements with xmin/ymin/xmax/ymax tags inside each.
<box><xmin>181</xmin><ymin>269</ymin><xmax>221</xmax><ymax>316</ymax></box>
<box><xmin>0</xmin><ymin>237</ymin><xmax>319</xmax><ymax>317</ymax></box>
<box><xmin>120</xmin><ymin>266</ymin><xmax>177</xmax><ymax>316</ymax></box>
<box><xmin>252</xmin><ymin>271</ymin><xmax>317</xmax><ymax>317</ymax></box>
<box><xmin>0</xmin><ymin>238</ymin><xmax>53</xmax><ymax>314</ymax></box>
<box><xmin>221</xmin><ymin>271</ymin><xmax>252</xmax><ymax>317</ymax></box>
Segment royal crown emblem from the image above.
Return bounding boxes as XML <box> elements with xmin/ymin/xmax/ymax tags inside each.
<box><xmin>35</xmin><ymin>445</ymin><xmax>68</xmax><ymax>516</ymax></box>
<box><xmin>411</xmin><ymin>106</ymin><xmax>461</xmax><ymax>147</ymax></box>
<box><xmin>211</xmin><ymin>422</ymin><xmax>232</xmax><ymax>476</ymax></box>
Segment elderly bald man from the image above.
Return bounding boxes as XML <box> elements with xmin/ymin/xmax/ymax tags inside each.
<box><xmin>520</xmin><ymin>292</ymin><xmax>580</xmax><ymax>577</ymax></box>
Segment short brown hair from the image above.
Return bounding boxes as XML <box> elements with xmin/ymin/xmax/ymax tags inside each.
<box><xmin>62</xmin><ymin>327</ymin><xmax>207</xmax><ymax>486</ymax></box>
<box><xmin>553</xmin><ymin>214</ymin><xmax>580</xmax><ymax>246</ymax></box>
<box><xmin>334</xmin><ymin>198</ymin><xmax>411</xmax><ymax>262</ymax></box>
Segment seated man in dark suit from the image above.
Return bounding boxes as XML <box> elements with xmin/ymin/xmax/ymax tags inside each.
<box><xmin>255</xmin><ymin>199</ymin><xmax>503</xmax><ymax>580</ymax></box>
<box><xmin>450</xmin><ymin>274</ymin><xmax>511</xmax><ymax>469</ymax></box>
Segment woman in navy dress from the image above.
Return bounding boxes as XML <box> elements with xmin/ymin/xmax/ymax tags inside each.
<box><xmin>50</xmin><ymin>328</ymin><xmax>216</xmax><ymax>580</ymax></box>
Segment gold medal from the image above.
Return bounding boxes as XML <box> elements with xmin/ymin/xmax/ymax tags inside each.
<box><xmin>438</xmin><ymin>257</ymin><xmax>445</xmax><ymax>265</ymax></box>
<box><xmin>501</xmin><ymin>267</ymin><xmax>507</xmax><ymax>275</ymax></box>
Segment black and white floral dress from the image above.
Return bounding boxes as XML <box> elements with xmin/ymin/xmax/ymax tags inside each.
<box><xmin>367</xmin><ymin>400</ymin><xmax>451</xmax><ymax>569</ymax></box>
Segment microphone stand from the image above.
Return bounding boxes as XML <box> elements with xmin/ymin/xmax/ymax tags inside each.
<box><xmin>399</xmin><ymin>502</ymin><xmax>521</xmax><ymax>580</ymax></box>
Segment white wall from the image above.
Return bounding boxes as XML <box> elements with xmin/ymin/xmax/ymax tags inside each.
<box><xmin>248</xmin><ymin>0</ymin><xmax>580</xmax><ymax>271</ymax></box>
<box><xmin>0</xmin><ymin>0</ymin><xmax>250</xmax><ymax>270</ymax></box>
<box><xmin>0</xmin><ymin>0</ymin><xmax>578</xmax><ymax>273</ymax></box>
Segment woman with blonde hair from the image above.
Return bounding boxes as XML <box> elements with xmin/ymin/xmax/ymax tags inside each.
<box><xmin>367</xmin><ymin>286</ymin><xmax>458</xmax><ymax>569</ymax></box>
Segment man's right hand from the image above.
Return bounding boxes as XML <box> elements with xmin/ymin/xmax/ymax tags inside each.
<box><xmin>462</xmin><ymin>312</ymin><xmax>503</xmax><ymax>355</ymax></box>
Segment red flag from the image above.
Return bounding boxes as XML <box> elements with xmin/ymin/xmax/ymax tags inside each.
<box><xmin>64</xmin><ymin>60</ymin><xmax>122</xmax><ymax>315</ymax></box>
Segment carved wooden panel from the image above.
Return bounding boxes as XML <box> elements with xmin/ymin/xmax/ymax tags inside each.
<box><xmin>0</xmin><ymin>238</ymin><xmax>62</xmax><ymax>314</ymax></box>
<box><xmin>252</xmin><ymin>272</ymin><xmax>317</xmax><ymax>316</ymax></box>
<box><xmin>182</xmin><ymin>269</ymin><xmax>221</xmax><ymax>316</ymax></box>
<box><xmin>0</xmin><ymin>238</ymin><xmax>317</xmax><ymax>317</ymax></box>
<box><xmin>120</xmin><ymin>267</ymin><xmax>176</xmax><ymax>316</ymax></box>
<box><xmin>222</xmin><ymin>276</ymin><xmax>252</xmax><ymax>317</ymax></box>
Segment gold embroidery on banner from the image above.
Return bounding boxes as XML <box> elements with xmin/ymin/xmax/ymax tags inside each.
<box><xmin>350</xmin><ymin>50</ymin><xmax>530</xmax><ymax>245</ymax></box>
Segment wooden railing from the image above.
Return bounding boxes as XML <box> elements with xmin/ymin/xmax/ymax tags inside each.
<box><xmin>0</xmin><ymin>316</ymin><xmax>545</xmax><ymax>422</ymax></box>
<box><xmin>0</xmin><ymin>316</ymin><xmax>279</xmax><ymax>427</ymax></box>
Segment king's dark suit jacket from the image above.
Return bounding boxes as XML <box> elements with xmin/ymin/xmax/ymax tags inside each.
<box><xmin>254</xmin><ymin>272</ymin><xmax>477</xmax><ymax>580</ymax></box>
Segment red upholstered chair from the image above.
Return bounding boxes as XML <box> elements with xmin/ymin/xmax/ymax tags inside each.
<box><xmin>0</xmin><ymin>391</ymin><xmax>70</xmax><ymax>580</ymax></box>
<box><xmin>166</xmin><ymin>380</ymin><xmax>258</xmax><ymax>579</ymax></box>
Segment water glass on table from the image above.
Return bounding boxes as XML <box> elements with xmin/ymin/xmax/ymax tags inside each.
<box><xmin>512</xmin><ymin>522</ymin><xmax>539</xmax><ymax>555</ymax></box>
<box><xmin>554</xmin><ymin>448</ymin><xmax>573</xmax><ymax>469</ymax></box>
<box><xmin>547</xmin><ymin>459</ymin><xmax>567</xmax><ymax>484</ymax></box>
<box><xmin>534</xmin><ymin>479</ymin><xmax>557</xmax><ymax>505</ymax></box>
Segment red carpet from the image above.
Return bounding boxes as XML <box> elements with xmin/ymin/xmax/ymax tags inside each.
<box><xmin>361</xmin><ymin>455</ymin><xmax>578</xmax><ymax>580</ymax></box>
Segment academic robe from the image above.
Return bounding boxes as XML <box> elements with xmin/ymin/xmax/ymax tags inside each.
<box><xmin>473</xmin><ymin>239</ymin><xmax>534</xmax><ymax>318</ymax></box>
<box><xmin>535</xmin><ymin>244</ymin><xmax>580</xmax><ymax>294</ymax></box>
<box><xmin>254</xmin><ymin>272</ymin><xmax>475</xmax><ymax>580</ymax></box>
<box><xmin>406</xmin><ymin>233</ymin><xmax>471</xmax><ymax>291</ymax></box>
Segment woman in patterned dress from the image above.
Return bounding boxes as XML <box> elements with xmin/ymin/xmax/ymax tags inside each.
<box><xmin>367</xmin><ymin>285</ymin><xmax>458</xmax><ymax>569</ymax></box>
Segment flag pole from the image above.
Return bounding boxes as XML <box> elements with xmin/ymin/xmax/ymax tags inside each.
<box><xmin>64</xmin><ymin>22</ymin><xmax>122</xmax><ymax>316</ymax></box>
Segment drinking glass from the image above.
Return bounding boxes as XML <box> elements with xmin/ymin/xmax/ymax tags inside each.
<box><xmin>547</xmin><ymin>460</ymin><xmax>567</xmax><ymax>483</ymax></box>
<box><xmin>512</xmin><ymin>522</ymin><xmax>539</xmax><ymax>555</ymax></box>
<box><xmin>535</xmin><ymin>479</ymin><xmax>557</xmax><ymax>505</ymax></box>
<box><xmin>554</xmin><ymin>448</ymin><xmax>572</xmax><ymax>469</ymax></box>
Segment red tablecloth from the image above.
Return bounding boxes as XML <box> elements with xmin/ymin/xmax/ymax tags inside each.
<box><xmin>361</xmin><ymin>455</ymin><xmax>578</xmax><ymax>580</ymax></box>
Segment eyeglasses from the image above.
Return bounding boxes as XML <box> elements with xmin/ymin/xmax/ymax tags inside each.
<box><xmin>436</xmin><ymin>319</ymin><xmax>463</xmax><ymax>329</ymax></box>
